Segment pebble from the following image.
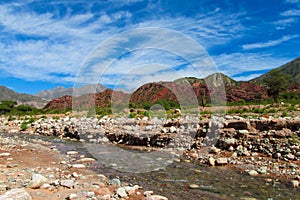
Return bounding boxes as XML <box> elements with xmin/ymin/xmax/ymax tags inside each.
<box><xmin>265</xmin><ymin>178</ymin><xmax>272</xmax><ymax>183</ymax></box>
<box><xmin>66</xmin><ymin>193</ymin><xmax>78</xmax><ymax>200</ymax></box>
<box><xmin>291</xmin><ymin>180</ymin><xmax>299</xmax><ymax>188</ymax></box>
<box><xmin>27</xmin><ymin>174</ymin><xmax>48</xmax><ymax>189</ymax></box>
<box><xmin>170</xmin><ymin>126</ymin><xmax>177</xmax><ymax>133</ymax></box>
<box><xmin>0</xmin><ymin>152</ymin><xmax>11</xmax><ymax>157</ymax></box>
<box><xmin>109</xmin><ymin>178</ymin><xmax>121</xmax><ymax>186</ymax></box>
<box><xmin>72</xmin><ymin>172</ymin><xmax>79</xmax><ymax>178</ymax></box>
<box><xmin>216</xmin><ymin>157</ymin><xmax>228</xmax><ymax>165</ymax></box>
<box><xmin>60</xmin><ymin>179</ymin><xmax>75</xmax><ymax>188</ymax></box>
<box><xmin>208</xmin><ymin>157</ymin><xmax>215</xmax><ymax>166</ymax></box>
<box><xmin>228</xmin><ymin>146</ymin><xmax>235</xmax><ymax>151</ymax></box>
<box><xmin>6</xmin><ymin>164</ymin><xmax>18</xmax><ymax>168</ymax></box>
<box><xmin>209</xmin><ymin>147</ymin><xmax>221</xmax><ymax>154</ymax></box>
<box><xmin>257</xmin><ymin>166</ymin><xmax>268</xmax><ymax>174</ymax></box>
<box><xmin>143</xmin><ymin>195</ymin><xmax>168</xmax><ymax>200</ymax></box>
<box><xmin>188</xmin><ymin>184</ymin><xmax>200</xmax><ymax>189</ymax></box>
<box><xmin>144</xmin><ymin>191</ymin><xmax>154</xmax><ymax>197</ymax></box>
<box><xmin>238</xmin><ymin>130</ymin><xmax>249</xmax><ymax>135</ymax></box>
<box><xmin>248</xmin><ymin>170</ymin><xmax>259</xmax><ymax>176</ymax></box>
<box><xmin>116</xmin><ymin>187</ymin><xmax>128</xmax><ymax>198</ymax></box>
<box><xmin>72</xmin><ymin>164</ymin><xmax>86</xmax><ymax>168</ymax></box>
<box><xmin>286</xmin><ymin>153</ymin><xmax>295</xmax><ymax>160</ymax></box>
<box><xmin>77</xmin><ymin>157</ymin><xmax>96</xmax><ymax>163</ymax></box>
<box><xmin>67</xmin><ymin>151</ymin><xmax>78</xmax><ymax>155</ymax></box>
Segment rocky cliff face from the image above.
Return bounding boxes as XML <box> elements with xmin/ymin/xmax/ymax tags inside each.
<box><xmin>43</xmin><ymin>95</ymin><xmax>72</xmax><ymax>110</ymax></box>
<box><xmin>226</xmin><ymin>82</ymin><xmax>268</xmax><ymax>102</ymax></box>
<box><xmin>43</xmin><ymin>80</ymin><xmax>270</xmax><ymax>111</ymax></box>
<box><xmin>44</xmin><ymin>89</ymin><xmax>131</xmax><ymax>111</ymax></box>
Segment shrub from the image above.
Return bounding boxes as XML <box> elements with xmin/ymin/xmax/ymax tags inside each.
<box><xmin>20</xmin><ymin>122</ymin><xmax>28</xmax><ymax>131</ymax></box>
<box><xmin>281</xmin><ymin>110</ymin><xmax>288</xmax><ymax>117</ymax></box>
<box><xmin>129</xmin><ymin>112</ymin><xmax>136</xmax><ymax>118</ymax></box>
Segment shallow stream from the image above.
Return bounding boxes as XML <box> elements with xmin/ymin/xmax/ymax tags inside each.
<box><xmin>3</xmin><ymin>132</ymin><xmax>300</xmax><ymax>200</ymax></box>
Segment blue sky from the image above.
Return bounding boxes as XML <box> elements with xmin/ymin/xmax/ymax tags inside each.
<box><xmin>0</xmin><ymin>0</ymin><xmax>299</xmax><ymax>94</ymax></box>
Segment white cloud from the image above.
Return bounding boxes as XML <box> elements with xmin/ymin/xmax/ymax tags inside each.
<box><xmin>1</xmin><ymin>0</ymin><xmax>295</xmax><ymax>92</ymax></box>
<box><xmin>242</xmin><ymin>35</ymin><xmax>299</xmax><ymax>50</ymax></box>
<box><xmin>273</xmin><ymin>18</ymin><xmax>298</xmax><ymax>29</ymax></box>
<box><xmin>213</xmin><ymin>53</ymin><xmax>290</xmax><ymax>79</ymax></box>
<box><xmin>281</xmin><ymin>9</ymin><xmax>300</xmax><ymax>16</ymax></box>
<box><xmin>0</xmin><ymin>0</ymin><xmax>246</xmax><ymax>87</ymax></box>
<box><xmin>233</xmin><ymin>73</ymin><xmax>265</xmax><ymax>81</ymax></box>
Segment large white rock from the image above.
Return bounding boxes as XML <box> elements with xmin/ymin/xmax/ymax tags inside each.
<box><xmin>27</xmin><ymin>174</ymin><xmax>48</xmax><ymax>189</ymax></box>
<box><xmin>0</xmin><ymin>189</ymin><xmax>32</xmax><ymax>200</ymax></box>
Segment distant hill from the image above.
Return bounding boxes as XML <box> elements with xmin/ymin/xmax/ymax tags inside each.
<box><xmin>44</xmin><ymin>89</ymin><xmax>130</xmax><ymax>111</ymax></box>
<box><xmin>44</xmin><ymin>72</ymin><xmax>268</xmax><ymax>111</ymax></box>
<box><xmin>204</xmin><ymin>73</ymin><xmax>237</xmax><ymax>87</ymax></box>
<box><xmin>0</xmin><ymin>86</ymin><xmax>48</xmax><ymax>108</ymax></box>
<box><xmin>251</xmin><ymin>56</ymin><xmax>300</xmax><ymax>84</ymax></box>
<box><xmin>36</xmin><ymin>84</ymin><xmax>106</xmax><ymax>99</ymax></box>
<box><xmin>175</xmin><ymin>73</ymin><xmax>237</xmax><ymax>87</ymax></box>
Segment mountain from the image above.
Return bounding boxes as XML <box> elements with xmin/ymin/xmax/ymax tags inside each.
<box><xmin>226</xmin><ymin>82</ymin><xmax>268</xmax><ymax>102</ymax></box>
<box><xmin>44</xmin><ymin>89</ymin><xmax>130</xmax><ymax>111</ymax></box>
<box><xmin>204</xmin><ymin>73</ymin><xmax>237</xmax><ymax>87</ymax></box>
<box><xmin>0</xmin><ymin>86</ymin><xmax>48</xmax><ymax>108</ymax></box>
<box><xmin>44</xmin><ymin>72</ymin><xmax>266</xmax><ymax>111</ymax></box>
<box><xmin>251</xmin><ymin>56</ymin><xmax>300</xmax><ymax>84</ymax></box>
<box><xmin>174</xmin><ymin>73</ymin><xmax>237</xmax><ymax>87</ymax></box>
<box><xmin>36</xmin><ymin>84</ymin><xmax>106</xmax><ymax>99</ymax></box>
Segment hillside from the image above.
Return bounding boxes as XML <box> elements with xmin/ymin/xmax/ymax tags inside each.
<box><xmin>44</xmin><ymin>72</ymin><xmax>269</xmax><ymax>111</ymax></box>
<box><xmin>175</xmin><ymin>73</ymin><xmax>237</xmax><ymax>87</ymax></box>
<box><xmin>40</xmin><ymin>56</ymin><xmax>300</xmax><ymax>112</ymax></box>
<box><xmin>44</xmin><ymin>89</ymin><xmax>130</xmax><ymax>111</ymax></box>
<box><xmin>0</xmin><ymin>86</ymin><xmax>48</xmax><ymax>108</ymax></box>
<box><xmin>36</xmin><ymin>84</ymin><xmax>106</xmax><ymax>99</ymax></box>
<box><xmin>251</xmin><ymin>56</ymin><xmax>300</xmax><ymax>84</ymax></box>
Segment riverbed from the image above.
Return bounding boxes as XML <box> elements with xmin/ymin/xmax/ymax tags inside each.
<box><xmin>5</xmin><ymin>132</ymin><xmax>299</xmax><ymax>200</ymax></box>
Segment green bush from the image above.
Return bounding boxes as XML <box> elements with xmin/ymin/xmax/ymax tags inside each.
<box><xmin>129</xmin><ymin>112</ymin><xmax>136</xmax><ymax>118</ymax></box>
<box><xmin>253</xmin><ymin>108</ymin><xmax>264</xmax><ymax>114</ymax></box>
<box><xmin>265</xmin><ymin>108</ymin><xmax>276</xmax><ymax>113</ymax></box>
<box><xmin>20</xmin><ymin>122</ymin><xmax>28</xmax><ymax>131</ymax></box>
<box><xmin>281</xmin><ymin>110</ymin><xmax>288</xmax><ymax>117</ymax></box>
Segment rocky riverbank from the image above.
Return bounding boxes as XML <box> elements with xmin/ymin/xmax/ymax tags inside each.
<box><xmin>0</xmin><ymin>113</ymin><xmax>300</xmax><ymax>197</ymax></box>
<box><xmin>0</xmin><ymin>134</ymin><xmax>168</xmax><ymax>200</ymax></box>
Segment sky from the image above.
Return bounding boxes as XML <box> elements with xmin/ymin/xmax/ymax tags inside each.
<box><xmin>0</xmin><ymin>0</ymin><xmax>299</xmax><ymax>94</ymax></box>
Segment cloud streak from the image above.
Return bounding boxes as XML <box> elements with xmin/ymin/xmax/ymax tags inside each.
<box><xmin>281</xmin><ymin>9</ymin><xmax>300</xmax><ymax>16</ymax></box>
<box><xmin>242</xmin><ymin>35</ymin><xmax>299</xmax><ymax>50</ymax></box>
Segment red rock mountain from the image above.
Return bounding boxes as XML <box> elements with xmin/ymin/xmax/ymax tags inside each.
<box><xmin>44</xmin><ymin>76</ymin><xmax>269</xmax><ymax>111</ymax></box>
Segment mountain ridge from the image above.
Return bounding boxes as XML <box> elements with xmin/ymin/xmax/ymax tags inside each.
<box><xmin>251</xmin><ymin>56</ymin><xmax>300</xmax><ymax>84</ymax></box>
<box><xmin>0</xmin><ymin>86</ymin><xmax>48</xmax><ymax>108</ymax></box>
<box><xmin>1</xmin><ymin>56</ymin><xmax>299</xmax><ymax>110</ymax></box>
<box><xmin>35</xmin><ymin>84</ymin><xmax>107</xmax><ymax>99</ymax></box>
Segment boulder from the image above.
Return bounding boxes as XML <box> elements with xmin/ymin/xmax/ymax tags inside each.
<box><xmin>216</xmin><ymin>157</ymin><xmax>228</xmax><ymax>165</ymax></box>
<box><xmin>0</xmin><ymin>189</ymin><xmax>32</xmax><ymax>200</ymax></box>
<box><xmin>27</xmin><ymin>174</ymin><xmax>48</xmax><ymax>189</ymax></box>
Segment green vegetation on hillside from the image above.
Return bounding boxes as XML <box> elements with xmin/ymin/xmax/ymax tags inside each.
<box><xmin>0</xmin><ymin>100</ymin><xmax>43</xmax><ymax>115</ymax></box>
<box><xmin>252</xmin><ymin>56</ymin><xmax>300</xmax><ymax>84</ymax></box>
<box><xmin>261</xmin><ymin>69</ymin><xmax>290</xmax><ymax>103</ymax></box>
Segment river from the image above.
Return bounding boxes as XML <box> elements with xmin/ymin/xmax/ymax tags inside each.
<box><xmin>3</xmin><ymin>132</ymin><xmax>300</xmax><ymax>200</ymax></box>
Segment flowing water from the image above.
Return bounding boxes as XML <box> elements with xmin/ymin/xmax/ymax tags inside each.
<box><xmin>3</xmin><ymin>132</ymin><xmax>300</xmax><ymax>200</ymax></box>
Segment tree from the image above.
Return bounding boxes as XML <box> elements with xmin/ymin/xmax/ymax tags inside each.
<box><xmin>0</xmin><ymin>101</ymin><xmax>17</xmax><ymax>114</ymax></box>
<box><xmin>262</xmin><ymin>69</ymin><xmax>289</xmax><ymax>103</ymax></box>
